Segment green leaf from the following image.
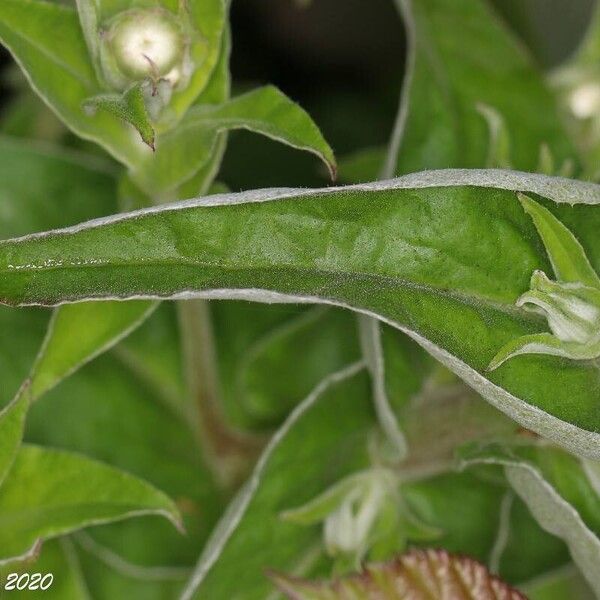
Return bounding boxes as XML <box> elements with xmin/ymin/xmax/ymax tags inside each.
<box><xmin>487</xmin><ymin>332</ymin><xmax>600</xmax><ymax>372</ymax></box>
<box><xmin>0</xmin><ymin>391</ymin><xmax>28</xmax><ymax>486</ymax></box>
<box><xmin>212</xmin><ymin>304</ymin><xmax>360</xmax><ymax>429</ymax></box>
<box><xmin>270</xmin><ymin>549</ymin><xmax>527</xmax><ymax>600</ymax></box>
<box><xmin>0</xmin><ymin>444</ymin><xmax>181</xmax><ymax>564</ymax></box>
<box><xmin>4</xmin><ymin>173</ymin><xmax>600</xmax><ymax>459</ymax></box>
<box><xmin>459</xmin><ymin>441</ymin><xmax>600</xmax><ymax>596</ymax></box>
<box><xmin>27</xmin><ymin>304</ymin><xmax>224</xmax><ymax>569</ymax></box>
<box><xmin>0</xmin><ymin>538</ymin><xmax>92</xmax><ymax>600</ymax></box>
<box><xmin>386</xmin><ymin>0</ymin><xmax>578</xmax><ymax>177</ymax></box>
<box><xmin>83</xmin><ymin>83</ymin><xmax>155</xmax><ymax>150</ymax></box>
<box><xmin>0</xmin><ymin>0</ymin><xmax>140</xmax><ymax>168</ymax></box>
<box><xmin>180</xmin><ymin>364</ymin><xmax>372</xmax><ymax>599</ymax></box>
<box><xmin>132</xmin><ymin>86</ymin><xmax>337</xmax><ymax>196</ymax></box>
<box><xmin>0</xmin><ymin>135</ymin><xmax>117</xmax><ymax>240</ymax></box>
<box><xmin>29</xmin><ymin>301</ymin><xmax>157</xmax><ymax>401</ymax></box>
<box><xmin>281</xmin><ymin>472</ymin><xmax>376</xmax><ymax>526</ymax></box>
<box><xmin>518</xmin><ymin>194</ymin><xmax>600</xmax><ymax>287</ymax></box>
<box><xmin>187</xmin><ymin>86</ymin><xmax>336</xmax><ymax>180</ymax></box>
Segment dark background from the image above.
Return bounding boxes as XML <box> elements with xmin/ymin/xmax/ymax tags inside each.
<box><xmin>0</xmin><ymin>0</ymin><xmax>595</xmax><ymax>188</ymax></box>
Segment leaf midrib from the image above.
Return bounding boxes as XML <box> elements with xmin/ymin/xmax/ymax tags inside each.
<box><xmin>2</xmin><ymin>259</ymin><xmax>537</xmax><ymax>323</ymax></box>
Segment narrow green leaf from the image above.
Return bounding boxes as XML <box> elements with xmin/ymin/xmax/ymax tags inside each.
<box><xmin>280</xmin><ymin>472</ymin><xmax>374</xmax><ymax>526</ymax></box>
<box><xmin>83</xmin><ymin>83</ymin><xmax>156</xmax><ymax>150</ymax></box>
<box><xmin>3</xmin><ymin>173</ymin><xmax>600</xmax><ymax>459</ymax></box>
<box><xmin>0</xmin><ymin>444</ymin><xmax>182</xmax><ymax>564</ymax></box>
<box><xmin>459</xmin><ymin>441</ymin><xmax>600</xmax><ymax>596</ymax></box>
<box><xmin>518</xmin><ymin>194</ymin><xmax>600</xmax><ymax>287</ymax></box>
<box><xmin>185</xmin><ymin>86</ymin><xmax>337</xmax><ymax>180</ymax></box>
<box><xmin>487</xmin><ymin>332</ymin><xmax>600</xmax><ymax>372</ymax></box>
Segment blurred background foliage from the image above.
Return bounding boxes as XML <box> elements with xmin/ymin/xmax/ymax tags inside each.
<box><xmin>0</xmin><ymin>0</ymin><xmax>595</xmax><ymax>190</ymax></box>
<box><xmin>0</xmin><ymin>2</ymin><xmax>598</xmax><ymax>596</ymax></box>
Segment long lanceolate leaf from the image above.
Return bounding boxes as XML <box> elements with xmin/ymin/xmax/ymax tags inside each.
<box><xmin>2</xmin><ymin>170</ymin><xmax>600</xmax><ymax>460</ymax></box>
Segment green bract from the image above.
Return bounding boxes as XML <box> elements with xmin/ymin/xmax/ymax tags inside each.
<box><xmin>489</xmin><ymin>194</ymin><xmax>600</xmax><ymax>370</ymax></box>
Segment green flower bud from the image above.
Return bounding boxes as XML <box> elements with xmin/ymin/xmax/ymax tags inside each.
<box><xmin>279</xmin><ymin>468</ymin><xmax>438</xmax><ymax>570</ymax></box>
<box><xmin>99</xmin><ymin>8</ymin><xmax>189</xmax><ymax>92</ymax></box>
<box><xmin>108</xmin><ymin>9</ymin><xmax>184</xmax><ymax>82</ymax></box>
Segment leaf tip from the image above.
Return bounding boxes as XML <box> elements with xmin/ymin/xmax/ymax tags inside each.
<box><xmin>328</xmin><ymin>161</ymin><xmax>338</xmax><ymax>183</ymax></box>
<box><xmin>486</xmin><ymin>351</ymin><xmax>509</xmax><ymax>372</ymax></box>
<box><xmin>516</xmin><ymin>191</ymin><xmax>536</xmax><ymax>214</ymax></box>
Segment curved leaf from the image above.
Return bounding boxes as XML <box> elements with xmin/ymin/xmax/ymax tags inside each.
<box><xmin>2</xmin><ymin>173</ymin><xmax>600</xmax><ymax>459</ymax></box>
<box><xmin>133</xmin><ymin>86</ymin><xmax>337</xmax><ymax>195</ymax></box>
<box><xmin>459</xmin><ymin>441</ymin><xmax>600</xmax><ymax>596</ymax></box>
<box><xmin>27</xmin><ymin>305</ymin><xmax>223</xmax><ymax>570</ymax></box>
<box><xmin>0</xmin><ymin>444</ymin><xmax>181</xmax><ymax>565</ymax></box>
<box><xmin>83</xmin><ymin>83</ymin><xmax>155</xmax><ymax>150</ymax></box>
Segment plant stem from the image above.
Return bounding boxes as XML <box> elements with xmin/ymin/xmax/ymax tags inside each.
<box><xmin>177</xmin><ymin>299</ymin><xmax>263</xmax><ymax>490</ymax></box>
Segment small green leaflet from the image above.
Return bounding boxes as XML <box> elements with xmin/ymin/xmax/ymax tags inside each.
<box><xmin>83</xmin><ymin>83</ymin><xmax>156</xmax><ymax>150</ymax></box>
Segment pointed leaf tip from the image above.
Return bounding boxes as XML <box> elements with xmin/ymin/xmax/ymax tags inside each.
<box><xmin>83</xmin><ymin>82</ymin><xmax>155</xmax><ymax>150</ymax></box>
<box><xmin>517</xmin><ymin>193</ymin><xmax>600</xmax><ymax>288</ymax></box>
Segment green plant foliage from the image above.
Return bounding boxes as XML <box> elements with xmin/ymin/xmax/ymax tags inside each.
<box><xmin>0</xmin><ymin>392</ymin><xmax>28</xmax><ymax>486</ymax></box>
<box><xmin>388</xmin><ymin>0</ymin><xmax>577</xmax><ymax>177</ymax></box>
<box><xmin>0</xmin><ymin>445</ymin><xmax>181</xmax><ymax>564</ymax></box>
<box><xmin>83</xmin><ymin>82</ymin><xmax>156</xmax><ymax>149</ymax></box>
<box><xmin>3</xmin><ymin>175</ymin><xmax>600</xmax><ymax>459</ymax></box>
<box><xmin>1</xmin><ymin>0</ymin><xmax>600</xmax><ymax>596</ymax></box>
<box><xmin>459</xmin><ymin>440</ymin><xmax>600</xmax><ymax>595</ymax></box>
